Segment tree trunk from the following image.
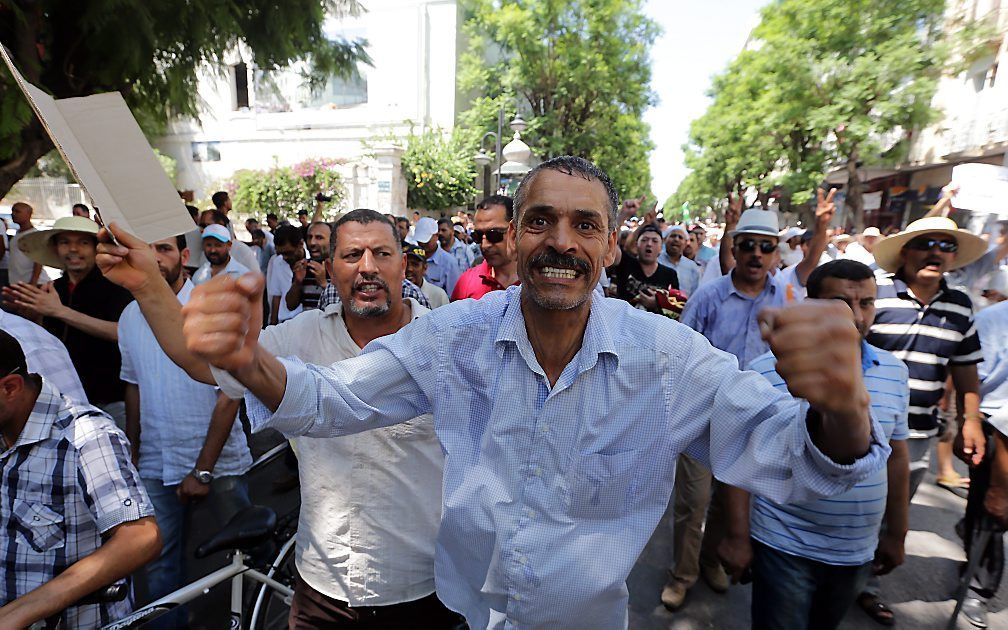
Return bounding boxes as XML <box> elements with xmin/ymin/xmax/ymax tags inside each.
<box><xmin>845</xmin><ymin>150</ymin><xmax>864</xmax><ymax>233</ymax></box>
<box><xmin>0</xmin><ymin>119</ymin><xmax>54</xmax><ymax>200</ymax></box>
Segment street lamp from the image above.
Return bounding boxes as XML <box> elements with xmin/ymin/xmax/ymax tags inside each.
<box><xmin>473</xmin><ymin>108</ymin><xmax>533</xmax><ymax>197</ymax></box>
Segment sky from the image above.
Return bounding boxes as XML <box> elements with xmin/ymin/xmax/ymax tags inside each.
<box><xmin>642</xmin><ymin>0</ymin><xmax>769</xmax><ymax>203</ymax></box>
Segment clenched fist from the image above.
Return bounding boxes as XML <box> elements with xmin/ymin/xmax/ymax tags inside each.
<box><xmin>758</xmin><ymin>300</ymin><xmax>870</xmax><ymax>421</ymax></box>
<box><xmin>181</xmin><ymin>273</ymin><xmax>265</xmax><ymax>372</ymax></box>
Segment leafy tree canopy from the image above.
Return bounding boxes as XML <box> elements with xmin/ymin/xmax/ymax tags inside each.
<box><xmin>457</xmin><ymin>0</ymin><xmax>659</xmax><ymax>200</ymax></box>
<box><xmin>0</xmin><ymin>0</ymin><xmax>369</xmax><ymax>198</ymax></box>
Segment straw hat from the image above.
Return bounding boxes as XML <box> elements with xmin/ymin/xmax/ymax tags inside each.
<box><xmin>872</xmin><ymin>217</ymin><xmax>987</xmax><ymax>273</ymax></box>
<box><xmin>18</xmin><ymin>216</ymin><xmax>101</xmax><ymax>269</ymax></box>
<box><xmin>728</xmin><ymin>210</ymin><xmax>779</xmax><ymax>238</ymax></box>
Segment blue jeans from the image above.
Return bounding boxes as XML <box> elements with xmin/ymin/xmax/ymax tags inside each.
<box><xmin>751</xmin><ymin>539</ymin><xmax>872</xmax><ymax>630</ymax></box>
<box><xmin>142</xmin><ymin>475</ymin><xmax>251</xmax><ymax>630</ymax></box>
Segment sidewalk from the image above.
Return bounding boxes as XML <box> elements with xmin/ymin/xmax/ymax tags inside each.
<box><xmin>628</xmin><ymin>470</ymin><xmax>1007</xmax><ymax>629</ymax></box>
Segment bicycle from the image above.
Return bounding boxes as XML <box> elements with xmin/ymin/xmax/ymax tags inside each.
<box><xmin>104</xmin><ymin>442</ymin><xmax>300</xmax><ymax>629</ymax></box>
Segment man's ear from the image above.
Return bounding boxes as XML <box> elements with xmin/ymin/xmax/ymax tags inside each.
<box><xmin>603</xmin><ymin>229</ymin><xmax>618</xmax><ymax>267</ymax></box>
<box><xmin>180</xmin><ymin>248</ymin><xmax>190</xmax><ymax>266</ymax></box>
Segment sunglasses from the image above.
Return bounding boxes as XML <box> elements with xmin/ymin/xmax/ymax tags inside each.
<box><xmin>472</xmin><ymin>228</ymin><xmax>506</xmax><ymax>244</ymax></box>
<box><xmin>736</xmin><ymin>238</ymin><xmax>777</xmax><ymax>254</ymax></box>
<box><xmin>906</xmin><ymin>237</ymin><xmax>958</xmax><ymax>253</ymax></box>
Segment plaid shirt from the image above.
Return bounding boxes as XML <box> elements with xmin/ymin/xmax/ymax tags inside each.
<box><xmin>317</xmin><ymin>278</ymin><xmax>431</xmax><ymax>311</ymax></box>
<box><xmin>1</xmin><ymin>379</ymin><xmax>153</xmax><ymax>627</ymax></box>
<box><xmin>1</xmin><ymin>311</ymin><xmax>87</xmax><ymax>405</ymax></box>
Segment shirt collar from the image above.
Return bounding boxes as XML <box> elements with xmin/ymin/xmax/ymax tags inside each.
<box><xmin>493</xmin><ymin>286</ymin><xmax>619</xmax><ymax>374</ymax></box>
<box><xmin>720</xmin><ymin>270</ymin><xmax>778</xmax><ymax>300</ymax></box>
<box><xmin>891</xmin><ymin>270</ymin><xmax>948</xmax><ymax>303</ymax></box>
<box><xmin>5</xmin><ymin>379</ymin><xmax>62</xmax><ymax>453</ymax></box>
<box><xmin>860</xmin><ymin>340</ymin><xmax>880</xmax><ymax>373</ymax></box>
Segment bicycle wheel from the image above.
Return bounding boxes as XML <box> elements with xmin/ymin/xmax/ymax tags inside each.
<box><xmin>249</xmin><ymin>536</ymin><xmax>297</xmax><ymax>630</ymax></box>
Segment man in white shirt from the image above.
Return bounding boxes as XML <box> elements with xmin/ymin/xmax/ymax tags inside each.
<box><xmin>131</xmin><ymin>210</ymin><xmax>457</xmax><ymax>626</ymax></box>
<box><xmin>192</xmin><ymin>225</ymin><xmax>249</xmax><ymax>285</ymax></box>
<box><xmin>404</xmin><ymin>244</ymin><xmax>449</xmax><ymax>308</ymax></box>
<box><xmin>266</xmin><ymin>225</ymin><xmax>305</xmax><ymax>324</ymax></box>
<box><xmin>7</xmin><ymin>202</ymin><xmax>48</xmax><ymax>286</ymax></box>
<box><xmin>842</xmin><ymin>226</ymin><xmax>882</xmax><ymax>267</ymax></box>
<box><xmin>118</xmin><ymin>234</ymin><xmax>251</xmax><ymax>628</ymax></box>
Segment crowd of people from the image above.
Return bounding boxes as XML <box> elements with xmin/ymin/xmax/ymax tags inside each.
<box><xmin>0</xmin><ymin>155</ymin><xmax>1005</xmax><ymax>630</ymax></box>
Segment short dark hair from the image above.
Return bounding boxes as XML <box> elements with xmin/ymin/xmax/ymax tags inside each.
<box><xmin>273</xmin><ymin>224</ymin><xmax>303</xmax><ymax>247</ymax></box>
<box><xmin>512</xmin><ymin>156</ymin><xmax>619</xmax><ymax>228</ymax></box>
<box><xmin>437</xmin><ymin>218</ymin><xmax>453</xmax><ymax>229</ymax></box>
<box><xmin>0</xmin><ymin>329</ymin><xmax>28</xmax><ymax>376</ymax></box>
<box><xmin>477</xmin><ymin>195</ymin><xmax>514</xmax><ymax>221</ymax></box>
<box><xmin>332</xmin><ymin>208</ymin><xmax>401</xmax><ymax>254</ymax></box>
<box><xmin>806</xmin><ymin>259</ymin><xmax>876</xmax><ymax>299</ymax></box>
<box><xmin>266</xmin><ymin>212</ymin><xmax>278</xmax><ymax>221</ymax></box>
<box><xmin>211</xmin><ymin>191</ymin><xmax>229</xmax><ymax>209</ymax></box>
<box><xmin>203</xmin><ymin>209</ymin><xmax>229</xmax><ymax>226</ymax></box>
<box><xmin>395</xmin><ymin>216</ymin><xmax>409</xmax><ymax>224</ymax></box>
<box><xmin>308</xmin><ymin>220</ymin><xmax>332</xmax><ymax>234</ymax></box>
<box><xmin>250</xmin><ymin>229</ymin><xmax>266</xmax><ymax>240</ymax></box>
<box><xmin>73</xmin><ymin>203</ymin><xmax>91</xmax><ymax>214</ymax></box>
<box><xmin>174</xmin><ymin>234</ymin><xmax>187</xmax><ymax>251</ymax></box>
<box><xmin>186</xmin><ymin>204</ymin><xmax>199</xmax><ymax>219</ymax></box>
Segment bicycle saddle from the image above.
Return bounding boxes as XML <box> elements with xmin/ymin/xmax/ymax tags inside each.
<box><xmin>195</xmin><ymin>505</ymin><xmax>277</xmax><ymax>559</ymax></box>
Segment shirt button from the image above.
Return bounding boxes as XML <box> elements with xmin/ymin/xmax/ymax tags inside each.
<box><xmin>511</xmin><ymin>593</ymin><xmax>522</xmax><ymax>601</ymax></box>
<box><xmin>540</xmin><ymin>425</ymin><xmax>549</xmax><ymax>434</ymax></box>
<box><xmin>517</xmin><ymin>555</ymin><xmax>527</xmax><ymax>565</ymax></box>
<box><xmin>124</xmin><ymin>499</ymin><xmax>132</xmax><ymax>506</ymax></box>
<box><xmin>533</xmin><ymin>467</ymin><xmax>543</xmax><ymax>477</ymax></box>
<box><xmin>524</xmin><ymin>508</ymin><xmax>536</xmax><ymax>519</ymax></box>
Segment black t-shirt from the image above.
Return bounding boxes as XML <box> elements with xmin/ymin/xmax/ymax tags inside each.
<box><xmin>614</xmin><ymin>255</ymin><xmax>679</xmax><ymax>303</ymax></box>
<box><xmin>44</xmin><ymin>266</ymin><xmax>134</xmax><ymax>405</ymax></box>
<box><xmin>299</xmin><ymin>264</ymin><xmax>329</xmax><ymax>311</ymax></box>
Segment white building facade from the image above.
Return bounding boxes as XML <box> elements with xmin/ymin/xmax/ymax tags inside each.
<box><xmin>155</xmin><ymin>0</ymin><xmax>461</xmax><ymax>215</ymax></box>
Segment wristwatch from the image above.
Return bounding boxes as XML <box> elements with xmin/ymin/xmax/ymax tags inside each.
<box><xmin>191</xmin><ymin>468</ymin><xmax>214</xmax><ymax>484</ymax></box>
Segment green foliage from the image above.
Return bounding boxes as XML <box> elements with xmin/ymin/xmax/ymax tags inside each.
<box><xmin>674</xmin><ymin>0</ymin><xmax>966</xmax><ymax>226</ymax></box>
<box><xmin>0</xmin><ymin>0</ymin><xmax>370</xmax><ymax>196</ymax></box>
<box><xmin>224</xmin><ymin>158</ymin><xmax>346</xmax><ymax>218</ymax></box>
<box><xmin>154</xmin><ymin>149</ymin><xmax>176</xmax><ymax>184</ymax></box>
<box><xmin>457</xmin><ymin>0</ymin><xmax>659</xmax><ymax>199</ymax></box>
<box><xmin>401</xmin><ymin>127</ymin><xmax>478</xmax><ymax>211</ymax></box>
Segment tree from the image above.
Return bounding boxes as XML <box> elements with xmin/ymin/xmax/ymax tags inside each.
<box><xmin>400</xmin><ymin>128</ymin><xmax>478</xmax><ymax>212</ymax></box>
<box><xmin>224</xmin><ymin>158</ymin><xmax>346</xmax><ymax>219</ymax></box>
<box><xmin>0</xmin><ymin>0</ymin><xmax>369</xmax><ymax>198</ymax></box>
<box><xmin>675</xmin><ymin>0</ymin><xmax>985</xmax><ymax>230</ymax></box>
<box><xmin>457</xmin><ymin>0</ymin><xmax>659</xmax><ymax>199</ymax></box>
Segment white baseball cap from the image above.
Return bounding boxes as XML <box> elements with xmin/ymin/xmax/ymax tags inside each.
<box><xmin>413</xmin><ymin>217</ymin><xmax>438</xmax><ymax>244</ymax></box>
<box><xmin>202</xmin><ymin>224</ymin><xmax>231</xmax><ymax>243</ymax></box>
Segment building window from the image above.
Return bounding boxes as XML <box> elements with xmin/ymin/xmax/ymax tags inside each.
<box><xmin>233</xmin><ymin>62</ymin><xmax>250</xmax><ymax>110</ymax></box>
<box><xmin>305</xmin><ymin>71</ymin><xmax>368</xmax><ymax>109</ymax></box>
<box><xmin>191</xmin><ymin>142</ymin><xmax>221</xmax><ymax>162</ymax></box>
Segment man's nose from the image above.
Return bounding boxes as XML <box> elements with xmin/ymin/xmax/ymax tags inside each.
<box><xmin>359</xmin><ymin>249</ymin><xmax>379</xmax><ymax>272</ymax></box>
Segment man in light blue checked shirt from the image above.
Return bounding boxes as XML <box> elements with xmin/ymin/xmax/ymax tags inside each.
<box><xmin>1</xmin><ymin>309</ymin><xmax>87</xmax><ymax>405</ymax></box>
<box><xmin>0</xmin><ymin>330</ymin><xmax>161</xmax><ymax>628</ymax></box>
<box><xmin>98</xmin><ymin>156</ymin><xmax>890</xmax><ymax>630</ymax></box>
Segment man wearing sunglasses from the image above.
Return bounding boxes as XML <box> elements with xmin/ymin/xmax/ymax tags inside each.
<box><xmin>451</xmin><ymin>195</ymin><xmax>520</xmax><ymax>301</ymax></box>
<box><xmin>859</xmin><ymin>216</ymin><xmax>988</xmax><ymax>625</ymax></box>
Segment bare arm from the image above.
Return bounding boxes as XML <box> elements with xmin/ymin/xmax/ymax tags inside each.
<box><xmin>50</xmin><ymin>306</ymin><xmax>119</xmax><ymax>342</ymax></box>
<box><xmin>718</xmin><ymin>485</ymin><xmax>753</xmax><ymax>583</ymax></box>
<box><xmin>94</xmin><ymin>224</ymin><xmax>215</xmax><ymax>384</ymax></box>
<box><xmin>0</xmin><ymin>518</ymin><xmax>161</xmax><ymax>628</ymax></box>
<box><xmin>124</xmin><ymin>384</ymin><xmax>141</xmax><ymax>466</ymax></box>
<box><xmin>719</xmin><ymin>194</ymin><xmax>742</xmax><ymax>276</ymax></box>
<box><xmin>874</xmin><ymin>439</ymin><xmax>909</xmax><ymax>575</ymax></box>
<box><xmin>951</xmin><ymin>363</ymin><xmax>986</xmax><ymax>465</ymax></box>
<box><xmin>178</xmin><ymin>393</ymin><xmax>242</xmax><ymax>502</ymax></box>
<box><xmin>285</xmin><ymin>260</ymin><xmax>306</xmax><ymax>311</ymax></box>
<box><xmin>793</xmin><ymin>188</ymin><xmax>836</xmax><ymax>286</ymax></box>
<box><xmin>269</xmin><ymin>295</ymin><xmax>281</xmax><ymax>326</ymax></box>
<box><xmin>3</xmin><ymin>282</ymin><xmax>118</xmax><ymax>341</ymax></box>
<box><xmin>29</xmin><ymin>262</ymin><xmax>43</xmax><ymax>285</ymax></box>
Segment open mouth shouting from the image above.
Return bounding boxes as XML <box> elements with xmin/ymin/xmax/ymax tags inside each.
<box><xmin>353</xmin><ymin>276</ymin><xmax>389</xmax><ymax>299</ymax></box>
<box><xmin>921</xmin><ymin>257</ymin><xmax>944</xmax><ymax>272</ymax></box>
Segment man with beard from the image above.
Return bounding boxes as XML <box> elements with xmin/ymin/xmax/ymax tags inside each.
<box><xmin>118</xmin><ymin>235</ymin><xmax>251</xmax><ymax>628</ymax></box>
<box><xmin>438</xmin><ymin>218</ymin><xmax>475</xmax><ymax>271</ymax></box>
<box><xmin>101</xmin><ymin>156</ymin><xmax>894</xmax><ymax>629</ymax></box>
<box><xmin>405</xmin><ymin>244</ymin><xmax>449</xmax><ymax>308</ymax></box>
<box><xmin>858</xmin><ymin>216</ymin><xmax>988</xmax><ymax>625</ymax></box>
<box><xmin>610</xmin><ymin>224</ymin><xmax>678</xmax><ymax>312</ymax></box>
<box><xmin>95</xmin><ymin>210</ymin><xmax>455</xmax><ymax>627</ymax></box>
<box><xmin>192</xmin><ymin>224</ymin><xmax>249</xmax><ymax>285</ymax></box>
<box><xmin>287</xmin><ymin>221</ymin><xmax>332</xmax><ymax>312</ymax></box>
<box><xmin>452</xmin><ymin>195</ymin><xmax>520</xmax><ymax>301</ymax></box>
<box><xmin>658</xmin><ymin>225</ymin><xmax>700</xmax><ymax>296</ymax></box>
<box><xmin>267</xmin><ymin>225</ymin><xmax>306</xmax><ymax>325</ymax></box>
<box><xmin>396</xmin><ymin>216</ymin><xmax>411</xmax><ymax>242</ymax></box>
<box><xmin>3</xmin><ymin>216</ymin><xmax>132</xmax><ymax>427</ymax></box>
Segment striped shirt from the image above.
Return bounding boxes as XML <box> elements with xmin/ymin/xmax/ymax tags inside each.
<box><xmin>317</xmin><ymin>278</ymin><xmax>431</xmax><ymax>311</ymax></box>
<box><xmin>867</xmin><ymin>273</ymin><xmax>983</xmax><ymax>431</ymax></box>
<box><xmin>1</xmin><ymin>380</ymin><xmax>153</xmax><ymax>627</ymax></box>
<box><xmin>748</xmin><ymin>342</ymin><xmax>910</xmax><ymax>565</ymax></box>
<box><xmin>1</xmin><ymin>310</ymin><xmax>87</xmax><ymax>405</ymax></box>
<box><xmin>244</xmin><ymin>285</ymin><xmax>889</xmax><ymax>629</ymax></box>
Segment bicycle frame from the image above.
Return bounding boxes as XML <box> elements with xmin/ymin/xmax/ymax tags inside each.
<box><xmin>101</xmin><ymin>550</ymin><xmax>294</xmax><ymax>630</ymax></box>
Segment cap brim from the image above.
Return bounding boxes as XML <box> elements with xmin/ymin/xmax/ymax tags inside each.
<box><xmin>873</xmin><ymin>229</ymin><xmax>988</xmax><ymax>273</ymax></box>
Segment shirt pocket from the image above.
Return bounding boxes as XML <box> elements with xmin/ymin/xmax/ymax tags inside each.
<box><xmin>12</xmin><ymin>500</ymin><xmax>65</xmax><ymax>553</ymax></box>
<box><xmin>565</xmin><ymin>449</ymin><xmax>640</xmax><ymax>519</ymax></box>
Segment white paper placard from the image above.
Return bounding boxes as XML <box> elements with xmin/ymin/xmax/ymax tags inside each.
<box><xmin>1</xmin><ymin>46</ymin><xmax>195</xmax><ymax>242</ymax></box>
<box><xmin>951</xmin><ymin>163</ymin><xmax>1008</xmax><ymax>217</ymax></box>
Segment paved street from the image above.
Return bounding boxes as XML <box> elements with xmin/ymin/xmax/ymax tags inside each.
<box><xmin>628</xmin><ymin>465</ymin><xmax>1008</xmax><ymax>629</ymax></box>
